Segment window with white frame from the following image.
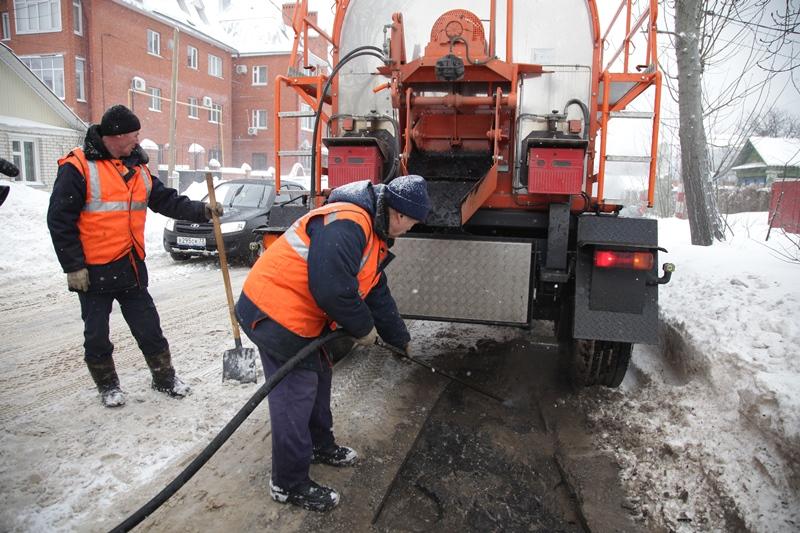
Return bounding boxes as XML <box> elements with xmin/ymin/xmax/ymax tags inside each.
<box><xmin>252</xmin><ymin>65</ymin><xmax>267</xmax><ymax>85</ymax></box>
<box><xmin>209</xmin><ymin>103</ymin><xmax>221</xmax><ymax>123</ymax></box>
<box><xmin>20</xmin><ymin>55</ymin><xmax>65</xmax><ymax>98</ymax></box>
<box><xmin>11</xmin><ymin>137</ymin><xmax>38</xmax><ymax>182</ymax></box>
<box><xmin>72</xmin><ymin>0</ymin><xmax>82</xmax><ymax>35</ymax></box>
<box><xmin>14</xmin><ymin>0</ymin><xmax>61</xmax><ymax>34</ymax></box>
<box><xmin>208</xmin><ymin>54</ymin><xmax>222</xmax><ymax>77</ymax></box>
<box><xmin>147</xmin><ymin>29</ymin><xmax>160</xmax><ymax>56</ymax></box>
<box><xmin>188</xmin><ymin>97</ymin><xmax>198</xmax><ymax>119</ymax></box>
<box><xmin>2</xmin><ymin>12</ymin><xmax>10</xmax><ymax>40</ymax></box>
<box><xmin>75</xmin><ymin>57</ymin><xmax>85</xmax><ymax>101</ymax></box>
<box><xmin>149</xmin><ymin>87</ymin><xmax>161</xmax><ymax>111</ymax></box>
<box><xmin>187</xmin><ymin>45</ymin><xmax>198</xmax><ymax>69</ymax></box>
<box><xmin>252</xmin><ymin>109</ymin><xmax>267</xmax><ymax>129</ymax></box>
<box><xmin>300</xmin><ymin>103</ymin><xmax>314</xmax><ymax>131</ymax></box>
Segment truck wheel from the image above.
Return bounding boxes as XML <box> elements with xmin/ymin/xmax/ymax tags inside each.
<box><xmin>568</xmin><ymin>339</ymin><xmax>632</xmax><ymax>388</ymax></box>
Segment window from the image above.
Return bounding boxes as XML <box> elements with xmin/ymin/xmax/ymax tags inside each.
<box><xmin>252</xmin><ymin>109</ymin><xmax>267</xmax><ymax>129</ymax></box>
<box><xmin>75</xmin><ymin>57</ymin><xmax>85</xmax><ymax>101</ymax></box>
<box><xmin>20</xmin><ymin>55</ymin><xmax>65</xmax><ymax>98</ymax></box>
<box><xmin>252</xmin><ymin>65</ymin><xmax>267</xmax><ymax>85</ymax></box>
<box><xmin>208</xmin><ymin>54</ymin><xmax>222</xmax><ymax>77</ymax></box>
<box><xmin>209</xmin><ymin>103</ymin><xmax>221</xmax><ymax>123</ymax></box>
<box><xmin>187</xmin><ymin>45</ymin><xmax>198</xmax><ymax>69</ymax></box>
<box><xmin>2</xmin><ymin>13</ymin><xmax>10</xmax><ymax>40</ymax></box>
<box><xmin>14</xmin><ymin>0</ymin><xmax>61</xmax><ymax>33</ymax></box>
<box><xmin>300</xmin><ymin>103</ymin><xmax>314</xmax><ymax>131</ymax></box>
<box><xmin>72</xmin><ymin>0</ymin><xmax>82</xmax><ymax>35</ymax></box>
<box><xmin>252</xmin><ymin>153</ymin><xmax>267</xmax><ymax>170</ymax></box>
<box><xmin>11</xmin><ymin>137</ymin><xmax>38</xmax><ymax>182</ymax></box>
<box><xmin>147</xmin><ymin>29</ymin><xmax>160</xmax><ymax>56</ymax></box>
<box><xmin>149</xmin><ymin>87</ymin><xmax>161</xmax><ymax>111</ymax></box>
<box><xmin>208</xmin><ymin>148</ymin><xmax>221</xmax><ymax>165</ymax></box>
<box><xmin>188</xmin><ymin>97</ymin><xmax>198</xmax><ymax>119</ymax></box>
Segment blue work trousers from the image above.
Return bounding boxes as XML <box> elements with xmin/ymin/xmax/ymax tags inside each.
<box><xmin>77</xmin><ymin>287</ymin><xmax>169</xmax><ymax>362</ymax></box>
<box><xmin>260</xmin><ymin>349</ymin><xmax>336</xmax><ymax>489</ymax></box>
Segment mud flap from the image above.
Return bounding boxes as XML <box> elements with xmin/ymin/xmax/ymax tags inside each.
<box><xmin>573</xmin><ymin>215</ymin><xmax>660</xmax><ymax>344</ymax></box>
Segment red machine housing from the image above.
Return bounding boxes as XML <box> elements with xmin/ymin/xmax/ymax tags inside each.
<box><xmin>527</xmin><ymin>146</ymin><xmax>585</xmax><ymax>195</ymax></box>
<box><xmin>327</xmin><ymin>145</ymin><xmax>383</xmax><ymax>187</ymax></box>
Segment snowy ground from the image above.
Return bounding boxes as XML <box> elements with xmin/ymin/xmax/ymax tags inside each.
<box><xmin>0</xmin><ymin>179</ymin><xmax>798</xmax><ymax>531</ymax></box>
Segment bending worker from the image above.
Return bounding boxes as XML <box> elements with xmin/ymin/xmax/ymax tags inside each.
<box><xmin>47</xmin><ymin>104</ymin><xmax>223</xmax><ymax>408</ymax></box>
<box><xmin>236</xmin><ymin>175</ymin><xmax>430</xmax><ymax>512</ymax></box>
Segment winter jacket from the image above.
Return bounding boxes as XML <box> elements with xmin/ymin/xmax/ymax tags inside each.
<box><xmin>236</xmin><ymin>180</ymin><xmax>410</xmax><ymax>371</ymax></box>
<box><xmin>47</xmin><ymin>125</ymin><xmax>208</xmax><ymax>293</ymax></box>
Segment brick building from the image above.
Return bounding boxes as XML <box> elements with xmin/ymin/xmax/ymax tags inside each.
<box><xmin>0</xmin><ymin>0</ymin><xmax>327</xmax><ymax>186</ymax></box>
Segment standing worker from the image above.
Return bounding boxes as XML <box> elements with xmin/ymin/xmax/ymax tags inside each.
<box><xmin>236</xmin><ymin>175</ymin><xmax>430</xmax><ymax>512</ymax></box>
<box><xmin>47</xmin><ymin>104</ymin><xmax>223</xmax><ymax>408</ymax></box>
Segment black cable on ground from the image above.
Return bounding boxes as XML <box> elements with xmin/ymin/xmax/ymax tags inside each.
<box><xmin>109</xmin><ymin>329</ymin><xmax>350</xmax><ymax>533</ymax></box>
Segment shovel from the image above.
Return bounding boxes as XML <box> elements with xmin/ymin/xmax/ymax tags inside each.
<box><xmin>205</xmin><ymin>173</ymin><xmax>258</xmax><ymax>383</ymax></box>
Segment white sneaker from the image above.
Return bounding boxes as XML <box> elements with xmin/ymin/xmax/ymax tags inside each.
<box><xmin>100</xmin><ymin>387</ymin><xmax>126</xmax><ymax>408</ymax></box>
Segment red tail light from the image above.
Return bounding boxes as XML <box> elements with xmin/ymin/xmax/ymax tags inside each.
<box><xmin>594</xmin><ymin>250</ymin><xmax>654</xmax><ymax>270</ymax></box>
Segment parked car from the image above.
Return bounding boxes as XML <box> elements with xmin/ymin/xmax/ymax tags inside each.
<box><xmin>163</xmin><ymin>178</ymin><xmax>307</xmax><ymax>265</ymax></box>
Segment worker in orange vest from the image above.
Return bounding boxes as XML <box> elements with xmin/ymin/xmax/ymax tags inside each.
<box><xmin>236</xmin><ymin>175</ymin><xmax>430</xmax><ymax>512</ymax></box>
<box><xmin>47</xmin><ymin>104</ymin><xmax>223</xmax><ymax>408</ymax></box>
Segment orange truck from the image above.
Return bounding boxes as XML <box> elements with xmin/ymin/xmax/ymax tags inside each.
<box><xmin>265</xmin><ymin>0</ymin><xmax>674</xmax><ymax>387</ymax></box>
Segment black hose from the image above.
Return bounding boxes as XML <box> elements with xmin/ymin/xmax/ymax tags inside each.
<box><xmin>310</xmin><ymin>45</ymin><xmax>386</xmax><ymax>201</ymax></box>
<box><xmin>109</xmin><ymin>329</ymin><xmax>350</xmax><ymax>533</ymax></box>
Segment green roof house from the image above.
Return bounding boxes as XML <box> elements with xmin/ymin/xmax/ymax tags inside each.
<box><xmin>730</xmin><ymin>137</ymin><xmax>800</xmax><ymax>187</ymax></box>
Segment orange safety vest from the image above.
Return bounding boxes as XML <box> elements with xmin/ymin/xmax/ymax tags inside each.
<box><xmin>242</xmin><ymin>201</ymin><xmax>388</xmax><ymax>338</ymax></box>
<box><xmin>59</xmin><ymin>148</ymin><xmax>152</xmax><ymax>265</ymax></box>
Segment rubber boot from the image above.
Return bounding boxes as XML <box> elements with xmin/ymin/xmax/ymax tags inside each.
<box><xmin>85</xmin><ymin>357</ymin><xmax>126</xmax><ymax>408</ymax></box>
<box><xmin>144</xmin><ymin>351</ymin><xmax>190</xmax><ymax>398</ymax></box>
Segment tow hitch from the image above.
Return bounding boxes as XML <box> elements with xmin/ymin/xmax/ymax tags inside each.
<box><xmin>648</xmin><ymin>263</ymin><xmax>675</xmax><ymax>286</ymax></box>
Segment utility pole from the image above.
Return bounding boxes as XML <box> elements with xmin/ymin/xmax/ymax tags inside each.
<box><xmin>167</xmin><ymin>27</ymin><xmax>180</xmax><ymax>190</ymax></box>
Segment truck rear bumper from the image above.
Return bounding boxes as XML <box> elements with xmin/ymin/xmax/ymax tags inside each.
<box><xmin>387</xmin><ymin>236</ymin><xmax>533</xmax><ymax>325</ymax></box>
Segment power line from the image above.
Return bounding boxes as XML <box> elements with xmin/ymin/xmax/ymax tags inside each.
<box><xmin>703</xmin><ymin>10</ymin><xmax>800</xmax><ymax>36</ymax></box>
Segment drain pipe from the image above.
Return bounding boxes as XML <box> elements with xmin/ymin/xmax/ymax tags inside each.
<box><xmin>109</xmin><ymin>330</ymin><xmax>349</xmax><ymax>533</ymax></box>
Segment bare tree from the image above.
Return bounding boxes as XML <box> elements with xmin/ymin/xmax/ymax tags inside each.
<box><xmin>660</xmin><ymin>0</ymin><xmax>799</xmax><ymax>245</ymax></box>
<box><xmin>750</xmin><ymin>109</ymin><xmax>800</xmax><ymax>137</ymax></box>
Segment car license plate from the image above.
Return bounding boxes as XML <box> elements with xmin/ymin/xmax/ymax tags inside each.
<box><xmin>177</xmin><ymin>236</ymin><xmax>206</xmax><ymax>247</ymax></box>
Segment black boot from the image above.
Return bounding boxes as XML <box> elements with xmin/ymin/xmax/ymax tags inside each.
<box><xmin>144</xmin><ymin>351</ymin><xmax>190</xmax><ymax>397</ymax></box>
<box><xmin>85</xmin><ymin>357</ymin><xmax>126</xmax><ymax>407</ymax></box>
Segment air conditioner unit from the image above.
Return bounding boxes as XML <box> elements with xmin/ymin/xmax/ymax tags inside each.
<box><xmin>131</xmin><ymin>76</ymin><xmax>146</xmax><ymax>92</ymax></box>
<box><xmin>235</xmin><ymin>64</ymin><xmax>248</xmax><ymax>75</ymax></box>
<box><xmin>247</xmin><ymin>127</ymin><xmax>258</xmax><ymax>135</ymax></box>
<box><xmin>202</xmin><ymin>96</ymin><xmax>213</xmax><ymax>108</ymax></box>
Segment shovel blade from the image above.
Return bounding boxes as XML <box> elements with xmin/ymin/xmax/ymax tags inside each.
<box><xmin>222</xmin><ymin>347</ymin><xmax>258</xmax><ymax>383</ymax></box>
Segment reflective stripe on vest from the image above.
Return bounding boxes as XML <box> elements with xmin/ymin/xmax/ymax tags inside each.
<box><xmin>83</xmin><ymin>161</ymin><xmax>152</xmax><ymax>212</ymax></box>
<box><xmin>242</xmin><ymin>202</ymin><xmax>387</xmax><ymax>337</ymax></box>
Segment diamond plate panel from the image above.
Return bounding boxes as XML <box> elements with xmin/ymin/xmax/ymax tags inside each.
<box><xmin>386</xmin><ymin>237</ymin><xmax>532</xmax><ymax>324</ymax></box>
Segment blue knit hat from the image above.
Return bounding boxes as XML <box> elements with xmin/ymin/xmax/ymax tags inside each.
<box><xmin>385</xmin><ymin>175</ymin><xmax>430</xmax><ymax>222</ymax></box>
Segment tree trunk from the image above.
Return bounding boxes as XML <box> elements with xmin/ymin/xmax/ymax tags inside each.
<box><xmin>674</xmin><ymin>0</ymin><xmax>724</xmax><ymax>245</ymax></box>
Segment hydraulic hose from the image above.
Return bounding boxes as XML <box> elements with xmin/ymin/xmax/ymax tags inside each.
<box><xmin>109</xmin><ymin>329</ymin><xmax>350</xmax><ymax>533</ymax></box>
<box><xmin>310</xmin><ymin>45</ymin><xmax>387</xmax><ymax>202</ymax></box>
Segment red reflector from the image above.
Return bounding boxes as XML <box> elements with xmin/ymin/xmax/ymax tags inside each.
<box><xmin>594</xmin><ymin>250</ymin><xmax>654</xmax><ymax>270</ymax></box>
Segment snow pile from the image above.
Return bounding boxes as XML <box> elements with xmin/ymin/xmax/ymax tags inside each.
<box><xmin>0</xmin><ymin>180</ymin><xmax>61</xmax><ymax>286</ymax></box>
<box><xmin>585</xmin><ymin>213</ymin><xmax>800</xmax><ymax>532</ymax></box>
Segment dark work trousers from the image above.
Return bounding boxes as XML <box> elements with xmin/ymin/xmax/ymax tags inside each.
<box><xmin>77</xmin><ymin>287</ymin><xmax>169</xmax><ymax>362</ymax></box>
<box><xmin>260</xmin><ymin>349</ymin><xmax>336</xmax><ymax>489</ymax></box>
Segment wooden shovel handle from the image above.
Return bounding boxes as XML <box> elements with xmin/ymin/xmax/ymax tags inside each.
<box><xmin>206</xmin><ymin>173</ymin><xmax>243</xmax><ymax>347</ymax></box>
